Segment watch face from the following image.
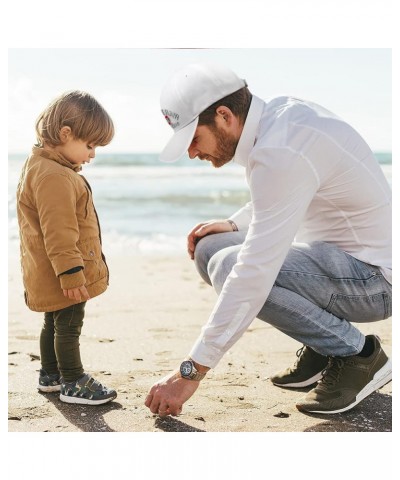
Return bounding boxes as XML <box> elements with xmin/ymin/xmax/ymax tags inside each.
<box><xmin>180</xmin><ymin>361</ymin><xmax>193</xmax><ymax>377</ymax></box>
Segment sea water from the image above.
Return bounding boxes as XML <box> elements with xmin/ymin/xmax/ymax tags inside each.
<box><xmin>8</xmin><ymin>152</ymin><xmax>392</xmax><ymax>256</ymax></box>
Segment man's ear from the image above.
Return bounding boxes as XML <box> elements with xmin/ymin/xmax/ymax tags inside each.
<box><xmin>215</xmin><ymin>105</ymin><xmax>235</xmax><ymax>126</ymax></box>
<box><xmin>215</xmin><ymin>105</ymin><xmax>243</xmax><ymax>134</ymax></box>
<box><xmin>59</xmin><ymin>126</ymin><xmax>72</xmax><ymax>143</ymax></box>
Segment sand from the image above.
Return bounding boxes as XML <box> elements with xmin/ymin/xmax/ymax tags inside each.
<box><xmin>8</xmin><ymin>253</ymin><xmax>392</xmax><ymax>433</ymax></box>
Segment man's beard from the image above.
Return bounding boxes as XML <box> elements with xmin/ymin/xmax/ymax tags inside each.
<box><xmin>201</xmin><ymin>125</ymin><xmax>239</xmax><ymax>168</ymax></box>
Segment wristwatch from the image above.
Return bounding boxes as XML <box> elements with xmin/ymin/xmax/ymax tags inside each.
<box><xmin>179</xmin><ymin>359</ymin><xmax>207</xmax><ymax>381</ymax></box>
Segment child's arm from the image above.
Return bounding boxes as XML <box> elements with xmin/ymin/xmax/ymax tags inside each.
<box><xmin>36</xmin><ymin>174</ymin><xmax>87</xmax><ymax>292</ymax></box>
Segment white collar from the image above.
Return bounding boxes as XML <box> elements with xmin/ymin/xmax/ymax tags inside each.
<box><xmin>233</xmin><ymin>95</ymin><xmax>265</xmax><ymax>167</ymax></box>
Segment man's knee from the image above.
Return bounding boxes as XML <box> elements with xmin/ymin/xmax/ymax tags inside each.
<box><xmin>194</xmin><ymin>236</ymin><xmax>216</xmax><ymax>285</ymax></box>
<box><xmin>208</xmin><ymin>248</ymin><xmax>239</xmax><ymax>294</ymax></box>
<box><xmin>194</xmin><ymin>232</ymin><xmax>245</xmax><ymax>287</ymax></box>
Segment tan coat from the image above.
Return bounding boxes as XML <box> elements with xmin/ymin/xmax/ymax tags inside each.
<box><xmin>17</xmin><ymin>146</ymin><xmax>109</xmax><ymax>312</ymax></box>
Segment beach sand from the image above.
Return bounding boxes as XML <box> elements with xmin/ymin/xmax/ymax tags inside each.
<box><xmin>8</xmin><ymin>253</ymin><xmax>392</xmax><ymax>433</ymax></box>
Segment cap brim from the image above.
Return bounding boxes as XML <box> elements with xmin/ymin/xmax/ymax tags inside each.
<box><xmin>159</xmin><ymin>117</ymin><xmax>199</xmax><ymax>163</ymax></box>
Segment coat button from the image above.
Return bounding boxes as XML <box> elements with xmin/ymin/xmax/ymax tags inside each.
<box><xmin>89</xmin><ymin>251</ymin><xmax>94</xmax><ymax>257</ymax></box>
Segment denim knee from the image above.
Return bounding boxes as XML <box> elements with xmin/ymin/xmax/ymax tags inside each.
<box><xmin>194</xmin><ymin>232</ymin><xmax>246</xmax><ymax>285</ymax></box>
<box><xmin>207</xmin><ymin>249</ymin><xmax>239</xmax><ymax>294</ymax></box>
<box><xmin>194</xmin><ymin>236</ymin><xmax>215</xmax><ymax>285</ymax></box>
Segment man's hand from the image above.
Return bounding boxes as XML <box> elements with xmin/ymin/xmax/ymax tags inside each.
<box><xmin>144</xmin><ymin>370</ymin><xmax>200</xmax><ymax>417</ymax></box>
<box><xmin>187</xmin><ymin>219</ymin><xmax>236</xmax><ymax>259</ymax></box>
<box><xmin>62</xmin><ymin>285</ymin><xmax>90</xmax><ymax>302</ymax></box>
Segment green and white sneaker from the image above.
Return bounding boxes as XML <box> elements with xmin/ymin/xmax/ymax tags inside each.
<box><xmin>270</xmin><ymin>345</ymin><xmax>329</xmax><ymax>388</ymax></box>
<box><xmin>60</xmin><ymin>373</ymin><xmax>117</xmax><ymax>405</ymax></box>
<box><xmin>38</xmin><ymin>369</ymin><xmax>62</xmax><ymax>392</ymax></box>
<box><xmin>296</xmin><ymin>335</ymin><xmax>392</xmax><ymax>414</ymax></box>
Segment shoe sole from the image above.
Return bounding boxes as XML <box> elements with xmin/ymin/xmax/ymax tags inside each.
<box><xmin>296</xmin><ymin>358</ymin><xmax>392</xmax><ymax>414</ymax></box>
<box><xmin>38</xmin><ymin>385</ymin><xmax>61</xmax><ymax>393</ymax></box>
<box><xmin>59</xmin><ymin>393</ymin><xmax>117</xmax><ymax>405</ymax></box>
<box><xmin>272</xmin><ymin>370</ymin><xmax>324</xmax><ymax>388</ymax></box>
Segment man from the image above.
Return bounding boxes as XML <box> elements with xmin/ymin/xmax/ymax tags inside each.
<box><xmin>145</xmin><ymin>62</ymin><xmax>392</xmax><ymax>417</ymax></box>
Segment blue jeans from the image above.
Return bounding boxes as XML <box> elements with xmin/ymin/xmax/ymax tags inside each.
<box><xmin>194</xmin><ymin>232</ymin><xmax>392</xmax><ymax>357</ymax></box>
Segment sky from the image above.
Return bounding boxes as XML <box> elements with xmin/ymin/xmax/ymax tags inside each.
<box><xmin>8</xmin><ymin>48</ymin><xmax>392</xmax><ymax>154</ymax></box>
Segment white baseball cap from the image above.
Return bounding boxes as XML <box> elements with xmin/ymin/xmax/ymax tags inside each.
<box><xmin>159</xmin><ymin>63</ymin><xmax>246</xmax><ymax>163</ymax></box>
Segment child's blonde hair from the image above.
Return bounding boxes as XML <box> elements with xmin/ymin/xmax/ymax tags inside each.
<box><xmin>35</xmin><ymin>90</ymin><xmax>114</xmax><ymax>147</ymax></box>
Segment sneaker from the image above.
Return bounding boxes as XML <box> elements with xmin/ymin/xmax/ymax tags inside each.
<box><xmin>296</xmin><ymin>335</ymin><xmax>392</xmax><ymax>414</ymax></box>
<box><xmin>270</xmin><ymin>345</ymin><xmax>329</xmax><ymax>388</ymax></box>
<box><xmin>38</xmin><ymin>369</ymin><xmax>62</xmax><ymax>392</ymax></box>
<box><xmin>60</xmin><ymin>373</ymin><xmax>117</xmax><ymax>405</ymax></box>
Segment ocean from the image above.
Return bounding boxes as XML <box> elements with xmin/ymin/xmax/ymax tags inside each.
<box><xmin>8</xmin><ymin>152</ymin><xmax>392</xmax><ymax>256</ymax></box>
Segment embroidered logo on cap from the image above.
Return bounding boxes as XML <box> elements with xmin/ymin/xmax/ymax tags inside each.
<box><xmin>162</xmin><ymin>109</ymin><xmax>180</xmax><ymax>129</ymax></box>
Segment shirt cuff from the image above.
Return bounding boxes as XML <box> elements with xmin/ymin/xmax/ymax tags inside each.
<box><xmin>59</xmin><ymin>269</ymin><xmax>86</xmax><ymax>290</ymax></box>
<box><xmin>189</xmin><ymin>337</ymin><xmax>225</xmax><ymax>369</ymax></box>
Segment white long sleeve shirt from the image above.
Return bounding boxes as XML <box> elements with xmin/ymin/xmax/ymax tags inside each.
<box><xmin>189</xmin><ymin>95</ymin><xmax>392</xmax><ymax>369</ymax></box>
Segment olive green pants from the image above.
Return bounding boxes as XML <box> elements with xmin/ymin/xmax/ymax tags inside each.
<box><xmin>40</xmin><ymin>302</ymin><xmax>86</xmax><ymax>382</ymax></box>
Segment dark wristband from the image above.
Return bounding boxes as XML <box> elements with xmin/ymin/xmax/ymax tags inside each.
<box><xmin>60</xmin><ymin>266</ymin><xmax>83</xmax><ymax>275</ymax></box>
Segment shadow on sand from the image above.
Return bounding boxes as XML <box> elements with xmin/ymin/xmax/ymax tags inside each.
<box><xmin>155</xmin><ymin>416</ymin><xmax>205</xmax><ymax>432</ymax></box>
<box><xmin>303</xmin><ymin>391</ymin><xmax>392</xmax><ymax>432</ymax></box>
<box><xmin>44</xmin><ymin>393</ymin><xmax>123</xmax><ymax>432</ymax></box>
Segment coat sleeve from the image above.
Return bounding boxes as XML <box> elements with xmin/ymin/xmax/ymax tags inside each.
<box><xmin>35</xmin><ymin>173</ymin><xmax>86</xmax><ymax>286</ymax></box>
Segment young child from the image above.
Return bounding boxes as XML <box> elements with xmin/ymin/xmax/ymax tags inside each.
<box><xmin>17</xmin><ymin>90</ymin><xmax>117</xmax><ymax>405</ymax></box>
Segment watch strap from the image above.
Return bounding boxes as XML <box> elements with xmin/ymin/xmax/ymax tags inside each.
<box><xmin>189</xmin><ymin>370</ymin><xmax>206</xmax><ymax>381</ymax></box>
